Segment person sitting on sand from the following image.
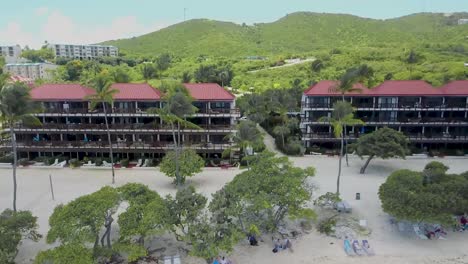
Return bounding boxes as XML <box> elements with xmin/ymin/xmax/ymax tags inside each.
<box><xmin>283</xmin><ymin>238</ymin><xmax>292</xmax><ymax>250</ymax></box>
<box><xmin>461</xmin><ymin>216</ymin><xmax>468</xmax><ymax>231</ymax></box>
<box><xmin>248</xmin><ymin>234</ymin><xmax>259</xmax><ymax>246</ymax></box>
<box><xmin>212</xmin><ymin>257</ymin><xmax>220</xmax><ymax>264</ymax></box>
<box><xmin>220</xmin><ymin>256</ymin><xmax>227</xmax><ymax>264</ymax></box>
<box><xmin>273</xmin><ymin>239</ymin><xmax>282</xmax><ymax>253</ymax></box>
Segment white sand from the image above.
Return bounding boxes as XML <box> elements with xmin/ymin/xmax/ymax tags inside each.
<box><xmin>1</xmin><ymin>156</ymin><xmax>467</xmax><ymax>264</ymax></box>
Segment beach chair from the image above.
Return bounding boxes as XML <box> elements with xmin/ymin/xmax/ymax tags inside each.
<box><xmin>136</xmin><ymin>159</ymin><xmax>143</xmax><ymax>167</ymax></box>
<box><xmin>413</xmin><ymin>224</ymin><xmax>428</xmax><ymax>240</ymax></box>
<box><xmin>343</xmin><ymin>239</ymin><xmax>355</xmax><ymax>256</ymax></box>
<box><xmin>352</xmin><ymin>240</ymin><xmax>365</xmax><ymax>256</ymax></box>
<box><xmin>57</xmin><ymin>160</ymin><xmax>67</xmax><ymax>168</ymax></box>
<box><xmin>51</xmin><ymin>159</ymin><xmax>59</xmax><ymax>166</ymax></box>
<box><xmin>102</xmin><ymin>161</ymin><xmax>113</xmax><ymax>167</ymax></box>
<box><xmin>83</xmin><ymin>161</ymin><xmax>96</xmax><ymax>167</ymax></box>
<box><xmin>362</xmin><ymin>240</ymin><xmax>375</xmax><ymax>256</ymax></box>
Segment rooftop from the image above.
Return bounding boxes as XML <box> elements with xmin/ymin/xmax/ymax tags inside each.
<box><xmin>304</xmin><ymin>80</ymin><xmax>468</xmax><ymax>97</ymax></box>
<box><xmin>31</xmin><ymin>84</ymin><xmax>95</xmax><ymax>101</ymax></box>
<box><xmin>111</xmin><ymin>83</ymin><xmax>161</xmax><ymax>101</ymax></box>
<box><xmin>184</xmin><ymin>83</ymin><xmax>235</xmax><ymax>101</ymax></box>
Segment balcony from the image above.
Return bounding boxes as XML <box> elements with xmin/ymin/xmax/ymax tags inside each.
<box><xmin>0</xmin><ymin>140</ymin><xmax>233</xmax><ymax>153</ymax></box>
<box><xmin>10</xmin><ymin>123</ymin><xmax>236</xmax><ymax>133</ymax></box>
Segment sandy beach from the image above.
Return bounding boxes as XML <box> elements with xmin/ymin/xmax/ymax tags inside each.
<box><xmin>1</xmin><ymin>155</ymin><xmax>467</xmax><ymax>264</ymax></box>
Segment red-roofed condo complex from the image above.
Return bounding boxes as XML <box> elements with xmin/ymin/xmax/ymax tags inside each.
<box><xmin>1</xmin><ymin>83</ymin><xmax>240</xmax><ymax>160</ymax></box>
<box><xmin>301</xmin><ymin>80</ymin><xmax>468</xmax><ymax>152</ymax></box>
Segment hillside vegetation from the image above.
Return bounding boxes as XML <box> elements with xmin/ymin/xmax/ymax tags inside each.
<box><xmin>42</xmin><ymin>12</ymin><xmax>468</xmax><ymax>91</ymax></box>
<box><xmin>103</xmin><ymin>12</ymin><xmax>468</xmax><ymax>57</ymax></box>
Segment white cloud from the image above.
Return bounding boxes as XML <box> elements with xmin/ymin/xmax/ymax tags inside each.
<box><xmin>0</xmin><ymin>10</ymin><xmax>173</xmax><ymax>49</ymax></box>
<box><xmin>35</xmin><ymin>7</ymin><xmax>49</xmax><ymax>16</ymax></box>
<box><xmin>0</xmin><ymin>22</ymin><xmax>37</xmax><ymax>48</ymax></box>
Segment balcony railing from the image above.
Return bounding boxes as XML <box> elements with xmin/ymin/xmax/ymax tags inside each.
<box><xmin>302</xmin><ymin>102</ymin><xmax>467</xmax><ymax>109</ymax></box>
<box><xmin>38</xmin><ymin>107</ymin><xmax>241</xmax><ymax>115</ymax></box>
<box><xmin>11</xmin><ymin>123</ymin><xmax>236</xmax><ymax>131</ymax></box>
<box><xmin>301</xmin><ymin>133</ymin><xmax>468</xmax><ymax>142</ymax></box>
<box><xmin>0</xmin><ymin>140</ymin><xmax>233</xmax><ymax>151</ymax></box>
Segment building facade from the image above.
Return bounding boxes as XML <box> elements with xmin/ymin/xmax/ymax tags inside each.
<box><xmin>47</xmin><ymin>44</ymin><xmax>118</xmax><ymax>59</ymax></box>
<box><xmin>0</xmin><ymin>45</ymin><xmax>22</xmax><ymax>63</ymax></box>
<box><xmin>300</xmin><ymin>80</ymin><xmax>468</xmax><ymax>151</ymax></box>
<box><xmin>458</xmin><ymin>19</ymin><xmax>468</xmax><ymax>25</ymax></box>
<box><xmin>0</xmin><ymin>83</ymin><xmax>239</xmax><ymax>160</ymax></box>
<box><xmin>4</xmin><ymin>63</ymin><xmax>58</xmax><ymax>80</ymax></box>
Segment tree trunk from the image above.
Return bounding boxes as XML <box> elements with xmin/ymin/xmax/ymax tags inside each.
<box><xmin>341</xmin><ymin>94</ymin><xmax>350</xmax><ymax>167</ymax></box>
<box><xmin>281</xmin><ymin>134</ymin><xmax>285</xmax><ymax>147</ymax></box>
<box><xmin>360</xmin><ymin>155</ymin><xmax>374</xmax><ymax>174</ymax></box>
<box><xmin>102</xmin><ymin>103</ymin><xmax>115</xmax><ymax>184</ymax></box>
<box><xmin>9</xmin><ymin>124</ymin><xmax>17</xmax><ymax>212</ymax></box>
<box><xmin>94</xmin><ymin>233</ymin><xmax>100</xmax><ymax>250</ymax></box>
<box><xmin>337</xmin><ymin>131</ymin><xmax>344</xmax><ymax>195</ymax></box>
<box><xmin>170</xmin><ymin>122</ymin><xmax>180</xmax><ymax>186</ymax></box>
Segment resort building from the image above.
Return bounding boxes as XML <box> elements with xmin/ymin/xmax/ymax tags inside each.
<box><xmin>0</xmin><ymin>83</ymin><xmax>239</xmax><ymax>160</ymax></box>
<box><xmin>0</xmin><ymin>45</ymin><xmax>22</xmax><ymax>63</ymax></box>
<box><xmin>46</xmin><ymin>44</ymin><xmax>118</xmax><ymax>59</ymax></box>
<box><xmin>3</xmin><ymin>62</ymin><xmax>58</xmax><ymax>80</ymax></box>
<box><xmin>300</xmin><ymin>80</ymin><xmax>468</xmax><ymax>151</ymax></box>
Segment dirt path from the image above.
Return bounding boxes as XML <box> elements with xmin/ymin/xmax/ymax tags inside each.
<box><xmin>257</xmin><ymin>124</ymin><xmax>284</xmax><ymax>156</ymax></box>
<box><xmin>247</xmin><ymin>58</ymin><xmax>315</xmax><ymax>73</ymax></box>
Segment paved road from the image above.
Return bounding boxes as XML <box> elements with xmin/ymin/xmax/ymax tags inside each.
<box><xmin>257</xmin><ymin>124</ymin><xmax>284</xmax><ymax>156</ymax></box>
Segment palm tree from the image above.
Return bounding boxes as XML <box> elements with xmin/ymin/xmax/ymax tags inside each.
<box><xmin>273</xmin><ymin>125</ymin><xmax>290</xmax><ymax>147</ymax></box>
<box><xmin>150</xmin><ymin>87</ymin><xmax>199</xmax><ymax>186</ymax></box>
<box><xmin>319</xmin><ymin>101</ymin><xmax>364</xmax><ymax>195</ymax></box>
<box><xmin>86</xmin><ymin>74</ymin><xmax>118</xmax><ymax>184</ymax></box>
<box><xmin>227</xmin><ymin>120</ymin><xmax>263</xmax><ymax>168</ymax></box>
<box><xmin>332</xmin><ymin>68</ymin><xmax>363</xmax><ymax>166</ymax></box>
<box><xmin>0</xmin><ymin>82</ymin><xmax>41</xmax><ymax>211</ymax></box>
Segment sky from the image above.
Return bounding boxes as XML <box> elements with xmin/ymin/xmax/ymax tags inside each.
<box><xmin>1</xmin><ymin>0</ymin><xmax>468</xmax><ymax>48</ymax></box>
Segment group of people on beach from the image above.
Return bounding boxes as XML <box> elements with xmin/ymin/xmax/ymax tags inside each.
<box><xmin>212</xmin><ymin>256</ymin><xmax>233</xmax><ymax>264</ymax></box>
<box><xmin>458</xmin><ymin>215</ymin><xmax>468</xmax><ymax>232</ymax></box>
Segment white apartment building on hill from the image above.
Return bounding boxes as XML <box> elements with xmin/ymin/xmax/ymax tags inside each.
<box><xmin>0</xmin><ymin>45</ymin><xmax>22</xmax><ymax>63</ymax></box>
<box><xmin>4</xmin><ymin>63</ymin><xmax>58</xmax><ymax>80</ymax></box>
<box><xmin>47</xmin><ymin>44</ymin><xmax>118</xmax><ymax>59</ymax></box>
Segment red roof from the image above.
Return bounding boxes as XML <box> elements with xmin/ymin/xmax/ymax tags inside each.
<box><xmin>440</xmin><ymin>80</ymin><xmax>468</xmax><ymax>96</ymax></box>
<box><xmin>372</xmin><ymin>80</ymin><xmax>439</xmax><ymax>96</ymax></box>
<box><xmin>303</xmin><ymin>80</ymin><xmax>464</xmax><ymax>97</ymax></box>
<box><xmin>111</xmin><ymin>83</ymin><xmax>161</xmax><ymax>101</ymax></box>
<box><xmin>304</xmin><ymin>81</ymin><xmax>368</xmax><ymax>96</ymax></box>
<box><xmin>184</xmin><ymin>83</ymin><xmax>235</xmax><ymax>101</ymax></box>
<box><xmin>31</xmin><ymin>84</ymin><xmax>95</xmax><ymax>101</ymax></box>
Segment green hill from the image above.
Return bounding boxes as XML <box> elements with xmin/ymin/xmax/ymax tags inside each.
<box><xmin>102</xmin><ymin>12</ymin><xmax>468</xmax><ymax>57</ymax></box>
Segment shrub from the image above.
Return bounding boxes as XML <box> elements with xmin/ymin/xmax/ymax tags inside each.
<box><xmin>120</xmin><ymin>159</ymin><xmax>129</xmax><ymax>168</ymax></box>
<box><xmin>281</xmin><ymin>139</ymin><xmax>305</xmax><ymax>156</ymax></box>
<box><xmin>69</xmin><ymin>159</ymin><xmax>81</xmax><ymax>168</ymax></box>
<box><xmin>0</xmin><ymin>155</ymin><xmax>13</xmax><ymax>164</ymax></box>
<box><xmin>317</xmin><ymin>217</ymin><xmax>337</xmax><ymax>235</ymax></box>
<box><xmin>19</xmin><ymin>158</ymin><xmax>31</xmax><ymax>166</ymax></box>
<box><xmin>93</xmin><ymin>158</ymin><xmax>103</xmax><ymax>166</ymax></box>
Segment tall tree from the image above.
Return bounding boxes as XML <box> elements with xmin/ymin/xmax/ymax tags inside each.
<box><xmin>273</xmin><ymin>125</ymin><xmax>290</xmax><ymax>147</ymax></box>
<box><xmin>0</xmin><ymin>209</ymin><xmax>41</xmax><ymax>264</ymax></box>
<box><xmin>333</xmin><ymin>68</ymin><xmax>363</xmax><ymax>166</ymax></box>
<box><xmin>156</xmin><ymin>53</ymin><xmax>172</xmax><ymax>71</ymax></box>
<box><xmin>227</xmin><ymin>120</ymin><xmax>263</xmax><ymax>168</ymax></box>
<box><xmin>354</xmin><ymin>127</ymin><xmax>409</xmax><ymax>174</ymax></box>
<box><xmin>151</xmin><ymin>87</ymin><xmax>199</xmax><ymax>186</ymax></box>
<box><xmin>86</xmin><ymin>74</ymin><xmax>117</xmax><ymax>184</ymax></box>
<box><xmin>0</xmin><ymin>82</ymin><xmax>41</xmax><ymax>211</ymax></box>
<box><xmin>319</xmin><ymin>101</ymin><xmax>364</xmax><ymax>195</ymax></box>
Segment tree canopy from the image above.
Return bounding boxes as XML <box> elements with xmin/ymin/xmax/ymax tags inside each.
<box><xmin>0</xmin><ymin>209</ymin><xmax>41</xmax><ymax>264</ymax></box>
<box><xmin>354</xmin><ymin>127</ymin><xmax>409</xmax><ymax>174</ymax></box>
<box><xmin>379</xmin><ymin>162</ymin><xmax>468</xmax><ymax>225</ymax></box>
<box><xmin>160</xmin><ymin>149</ymin><xmax>205</xmax><ymax>185</ymax></box>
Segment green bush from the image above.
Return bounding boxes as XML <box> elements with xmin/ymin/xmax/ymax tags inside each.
<box><xmin>69</xmin><ymin>159</ymin><xmax>81</xmax><ymax>168</ymax></box>
<box><xmin>120</xmin><ymin>159</ymin><xmax>129</xmax><ymax>168</ymax></box>
<box><xmin>0</xmin><ymin>155</ymin><xmax>13</xmax><ymax>164</ymax></box>
<box><xmin>280</xmin><ymin>139</ymin><xmax>305</xmax><ymax>156</ymax></box>
<box><xmin>317</xmin><ymin>217</ymin><xmax>337</xmax><ymax>235</ymax></box>
<box><xmin>92</xmin><ymin>157</ymin><xmax>103</xmax><ymax>166</ymax></box>
<box><xmin>19</xmin><ymin>158</ymin><xmax>31</xmax><ymax>166</ymax></box>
